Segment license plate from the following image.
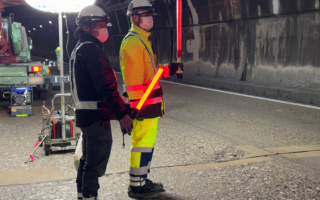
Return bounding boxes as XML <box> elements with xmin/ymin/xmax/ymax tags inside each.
<box><xmin>71</xmin><ymin>141</ymin><xmax>77</xmax><ymax>146</ymax></box>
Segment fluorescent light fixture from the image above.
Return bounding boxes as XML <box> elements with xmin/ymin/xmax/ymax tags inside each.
<box><xmin>25</xmin><ymin>0</ymin><xmax>95</xmax><ymax>13</ymax></box>
<box><xmin>273</xmin><ymin>0</ymin><xmax>279</xmax><ymax>14</ymax></box>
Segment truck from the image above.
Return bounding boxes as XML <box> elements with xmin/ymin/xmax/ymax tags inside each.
<box><xmin>0</xmin><ymin>10</ymin><xmax>52</xmax><ymax>117</ymax></box>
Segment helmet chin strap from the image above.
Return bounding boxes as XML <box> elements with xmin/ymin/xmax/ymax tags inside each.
<box><xmin>137</xmin><ymin>14</ymin><xmax>141</xmax><ymax>28</ymax></box>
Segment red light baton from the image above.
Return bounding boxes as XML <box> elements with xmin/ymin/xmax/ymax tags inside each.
<box><xmin>122</xmin><ymin>67</ymin><xmax>164</xmax><ymax>138</ymax></box>
<box><xmin>176</xmin><ymin>0</ymin><xmax>183</xmax><ymax>79</ymax></box>
<box><xmin>136</xmin><ymin>67</ymin><xmax>164</xmax><ymax>111</ymax></box>
<box><xmin>129</xmin><ymin>67</ymin><xmax>164</xmax><ymax>118</ymax></box>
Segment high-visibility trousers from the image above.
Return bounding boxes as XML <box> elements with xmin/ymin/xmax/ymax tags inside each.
<box><xmin>130</xmin><ymin>118</ymin><xmax>158</xmax><ymax>178</ymax></box>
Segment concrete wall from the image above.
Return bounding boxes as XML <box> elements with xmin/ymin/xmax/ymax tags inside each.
<box><xmin>5</xmin><ymin>0</ymin><xmax>320</xmax><ymax>103</ymax></box>
<box><xmin>102</xmin><ymin>0</ymin><xmax>320</xmax><ymax>90</ymax></box>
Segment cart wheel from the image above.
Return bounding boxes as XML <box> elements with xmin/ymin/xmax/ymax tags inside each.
<box><xmin>45</xmin><ymin>145</ymin><xmax>51</xmax><ymax>156</ymax></box>
<box><xmin>38</xmin><ymin>136</ymin><xmax>43</xmax><ymax>147</ymax></box>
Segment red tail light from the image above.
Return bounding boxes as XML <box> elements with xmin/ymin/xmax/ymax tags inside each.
<box><xmin>31</xmin><ymin>66</ymin><xmax>43</xmax><ymax>73</ymax></box>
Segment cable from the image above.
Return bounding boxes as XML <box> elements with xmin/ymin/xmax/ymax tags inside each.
<box><xmin>62</xmin><ymin>12</ymin><xmax>73</xmax><ymax>112</ymax></box>
<box><xmin>40</xmin><ymin>127</ymin><xmax>50</xmax><ymax>135</ymax></box>
<box><xmin>65</xmin><ymin>96</ymin><xmax>74</xmax><ymax>112</ymax></box>
<box><xmin>63</xmin><ymin>12</ymin><xmax>70</xmax><ymax>59</ymax></box>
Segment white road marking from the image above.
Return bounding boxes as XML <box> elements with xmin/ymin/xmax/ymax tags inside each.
<box><xmin>159</xmin><ymin>80</ymin><xmax>320</xmax><ymax>110</ymax></box>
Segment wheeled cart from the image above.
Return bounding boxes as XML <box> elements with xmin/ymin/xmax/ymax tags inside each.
<box><xmin>40</xmin><ymin>93</ymin><xmax>80</xmax><ymax>156</ymax></box>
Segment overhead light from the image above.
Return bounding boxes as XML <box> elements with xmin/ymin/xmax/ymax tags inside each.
<box><xmin>33</xmin><ymin>28</ymin><xmax>36</xmax><ymax>31</ymax></box>
<box><xmin>40</xmin><ymin>25</ymin><xmax>42</xmax><ymax>28</ymax></box>
<box><xmin>49</xmin><ymin>21</ymin><xmax>52</xmax><ymax>24</ymax></box>
<box><xmin>28</xmin><ymin>30</ymin><xmax>31</xmax><ymax>33</ymax></box>
<box><xmin>25</xmin><ymin>0</ymin><xmax>95</xmax><ymax>13</ymax></box>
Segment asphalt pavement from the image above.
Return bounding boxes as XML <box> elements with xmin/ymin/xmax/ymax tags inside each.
<box><xmin>0</xmin><ymin>59</ymin><xmax>320</xmax><ymax>199</ymax></box>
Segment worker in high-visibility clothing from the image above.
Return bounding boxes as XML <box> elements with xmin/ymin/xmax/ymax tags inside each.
<box><xmin>72</xmin><ymin>5</ymin><xmax>133</xmax><ymax>200</ymax></box>
<box><xmin>120</xmin><ymin>0</ymin><xmax>184</xmax><ymax>199</ymax></box>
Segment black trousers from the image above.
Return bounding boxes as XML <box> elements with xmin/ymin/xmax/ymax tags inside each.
<box><xmin>76</xmin><ymin>120</ymin><xmax>113</xmax><ymax>198</ymax></box>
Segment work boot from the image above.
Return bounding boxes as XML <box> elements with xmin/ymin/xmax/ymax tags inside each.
<box><xmin>83</xmin><ymin>195</ymin><xmax>98</xmax><ymax>200</ymax></box>
<box><xmin>77</xmin><ymin>192</ymin><xmax>83</xmax><ymax>199</ymax></box>
<box><xmin>145</xmin><ymin>179</ymin><xmax>165</xmax><ymax>192</ymax></box>
<box><xmin>128</xmin><ymin>184</ymin><xmax>159</xmax><ymax>199</ymax></box>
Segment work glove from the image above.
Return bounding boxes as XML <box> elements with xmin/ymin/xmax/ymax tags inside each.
<box><xmin>170</xmin><ymin>63</ymin><xmax>184</xmax><ymax>79</ymax></box>
<box><xmin>120</xmin><ymin>115</ymin><xmax>133</xmax><ymax>135</ymax></box>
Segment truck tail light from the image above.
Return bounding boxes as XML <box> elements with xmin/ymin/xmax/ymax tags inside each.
<box><xmin>31</xmin><ymin>66</ymin><xmax>43</xmax><ymax>73</ymax></box>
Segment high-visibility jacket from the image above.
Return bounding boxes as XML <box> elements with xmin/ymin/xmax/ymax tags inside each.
<box><xmin>120</xmin><ymin>24</ymin><xmax>167</xmax><ymax>119</ymax></box>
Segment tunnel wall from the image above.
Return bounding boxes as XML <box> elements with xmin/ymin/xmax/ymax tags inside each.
<box><xmin>6</xmin><ymin>0</ymin><xmax>320</xmax><ymax>95</ymax></box>
<box><xmin>104</xmin><ymin>0</ymin><xmax>320</xmax><ymax>90</ymax></box>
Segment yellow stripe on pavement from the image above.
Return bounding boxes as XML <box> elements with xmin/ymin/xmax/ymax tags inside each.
<box><xmin>234</xmin><ymin>145</ymin><xmax>275</xmax><ymax>158</ymax></box>
<box><xmin>0</xmin><ymin>167</ymin><xmax>129</xmax><ymax>187</ymax></box>
<box><xmin>282</xmin><ymin>151</ymin><xmax>320</xmax><ymax>159</ymax></box>
<box><xmin>265</xmin><ymin>145</ymin><xmax>320</xmax><ymax>154</ymax></box>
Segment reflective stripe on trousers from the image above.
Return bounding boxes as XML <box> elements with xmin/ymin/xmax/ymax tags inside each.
<box><xmin>130</xmin><ymin>118</ymin><xmax>158</xmax><ymax>178</ymax></box>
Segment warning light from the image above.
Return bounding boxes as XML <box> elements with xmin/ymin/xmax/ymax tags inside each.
<box><xmin>31</xmin><ymin>66</ymin><xmax>43</xmax><ymax>73</ymax></box>
<box><xmin>136</xmin><ymin>67</ymin><xmax>164</xmax><ymax>111</ymax></box>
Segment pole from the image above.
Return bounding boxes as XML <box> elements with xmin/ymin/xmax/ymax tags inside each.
<box><xmin>176</xmin><ymin>0</ymin><xmax>183</xmax><ymax>63</ymax></box>
<box><xmin>25</xmin><ymin>135</ymin><xmax>47</xmax><ymax>163</ymax></box>
<box><xmin>58</xmin><ymin>12</ymin><xmax>66</xmax><ymax>141</ymax></box>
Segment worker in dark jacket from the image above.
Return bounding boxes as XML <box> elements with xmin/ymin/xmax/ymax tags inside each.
<box><xmin>70</xmin><ymin>5</ymin><xmax>133</xmax><ymax>200</ymax></box>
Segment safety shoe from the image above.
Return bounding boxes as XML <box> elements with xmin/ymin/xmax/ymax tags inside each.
<box><xmin>128</xmin><ymin>184</ymin><xmax>159</xmax><ymax>199</ymax></box>
<box><xmin>145</xmin><ymin>179</ymin><xmax>165</xmax><ymax>192</ymax></box>
<box><xmin>83</xmin><ymin>195</ymin><xmax>98</xmax><ymax>200</ymax></box>
<box><xmin>77</xmin><ymin>192</ymin><xmax>83</xmax><ymax>199</ymax></box>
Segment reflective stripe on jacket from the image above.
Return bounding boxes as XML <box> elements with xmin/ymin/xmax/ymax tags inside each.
<box><xmin>120</xmin><ymin>24</ymin><xmax>165</xmax><ymax>119</ymax></box>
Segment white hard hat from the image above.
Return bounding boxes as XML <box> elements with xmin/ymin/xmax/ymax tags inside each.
<box><xmin>76</xmin><ymin>5</ymin><xmax>111</xmax><ymax>27</ymax></box>
<box><xmin>127</xmin><ymin>0</ymin><xmax>156</xmax><ymax>16</ymax></box>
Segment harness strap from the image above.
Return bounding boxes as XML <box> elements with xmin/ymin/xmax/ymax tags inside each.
<box><xmin>123</xmin><ymin>31</ymin><xmax>157</xmax><ymax>72</ymax></box>
<box><xmin>70</xmin><ymin>41</ymin><xmax>102</xmax><ymax>110</ymax></box>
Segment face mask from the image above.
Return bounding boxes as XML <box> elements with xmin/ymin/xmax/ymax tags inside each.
<box><xmin>94</xmin><ymin>28</ymin><xmax>109</xmax><ymax>43</ymax></box>
<box><xmin>139</xmin><ymin>16</ymin><xmax>154</xmax><ymax>31</ymax></box>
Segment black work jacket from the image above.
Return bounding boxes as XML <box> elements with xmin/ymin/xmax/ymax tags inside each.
<box><xmin>71</xmin><ymin>30</ymin><xmax>127</xmax><ymax>127</ymax></box>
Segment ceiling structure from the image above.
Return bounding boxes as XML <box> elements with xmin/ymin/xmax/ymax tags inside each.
<box><xmin>0</xmin><ymin>0</ymin><xmax>25</xmax><ymax>11</ymax></box>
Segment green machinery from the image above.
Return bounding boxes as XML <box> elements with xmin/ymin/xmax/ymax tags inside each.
<box><xmin>0</xmin><ymin>14</ymin><xmax>62</xmax><ymax>117</ymax></box>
